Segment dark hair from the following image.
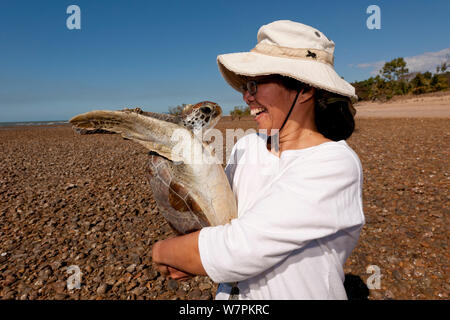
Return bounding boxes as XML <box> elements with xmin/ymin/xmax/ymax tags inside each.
<box><xmin>314</xmin><ymin>90</ymin><xmax>355</xmax><ymax>141</ymax></box>
<box><xmin>278</xmin><ymin>75</ymin><xmax>355</xmax><ymax>141</ymax></box>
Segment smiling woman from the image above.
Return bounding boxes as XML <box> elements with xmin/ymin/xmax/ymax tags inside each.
<box><xmin>152</xmin><ymin>20</ymin><xmax>365</xmax><ymax>300</ymax></box>
<box><xmin>238</xmin><ymin>74</ymin><xmax>356</xmax><ymax>145</ymax></box>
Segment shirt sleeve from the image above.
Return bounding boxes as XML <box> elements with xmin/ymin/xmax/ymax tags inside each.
<box><xmin>198</xmin><ymin>145</ymin><xmax>365</xmax><ymax>283</ymax></box>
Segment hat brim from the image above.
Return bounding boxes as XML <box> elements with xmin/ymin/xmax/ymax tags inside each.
<box><xmin>218</xmin><ymin>52</ymin><xmax>357</xmax><ymax>99</ymax></box>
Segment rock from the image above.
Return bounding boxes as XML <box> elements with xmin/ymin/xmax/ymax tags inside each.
<box><xmin>167</xmin><ymin>279</ymin><xmax>178</xmax><ymax>291</ymax></box>
<box><xmin>3</xmin><ymin>290</ymin><xmax>16</xmax><ymax>300</ymax></box>
<box><xmin>55</xmin><ymin>293</ymin><xmax>68</xmax><ymax>299</ymax></box>
<box><xmin>198</xmin><ymin>282</ymin><xmax>212</xmax><ymax>291</ymax></box>
<box><xmin>50</xmin><ymin>260</ymin><xmax>63</xmax><ymax>271</ymax></box>
<box><xmin>393</xmin><ymin>270</ymin><xmax>402</xmax><ymax>281</ymax></box>
<box><xmin>147</xmin><ymin>269</ymin><xmax>159</xmax><ymax>281</ymax></box>
<box><xmin>126</xmin><ymin>281</ymin><xmax>138</xmax><ymax>291</ymax></box>
<box><xmin>69</xmin><ymin>292</ymin><xmax>80</xmax><ymax>300</ymax></box>
<box><xmin>131</xmin><ymin>287</ymin><xmax>145</xmax><ymax>296</ymax></box>
<box><xmin>200</xmin><ymin>292</ymin><xmax>212</xmax><ymax>300</ymax></box>
<box><xmin>38</xmin><ymin>267</ymin><xmax>52</xmax><ymax>281</ymax></box>
<box><xmin>384</xmin><ymin>290</ymin><xmax>395</xmax><ymax>299</ymax></box>
<box><xmin>188</xmin><ymin>289</ymin><xmax>202</xmax><ymax>300</ymax></box>
<box><xmin>422</xmin><ymin>277</ymin><xmax>432</xmax><ymax>287</ymax></box>
<box><xmin>4</xmin><ymin>274</ymin><xmax>17</xmax><ymax>286</ymax></box>
<box><xmin>387</xmin><ymin>256</ymin><xmax>399</xmax><ymax>265</ymax></box>
<box><xmin>180</xmin><ymin>281</ymin><xmax>190</xmax><ymax>291</ymax></box>
<box><xmin>126</xmin><ymin>264</ymin><xmax>136</xmax><ymax>273</ymax></box>
<box><xmin>176</xmin><ymin>288</ymin><xmax>187</xmax><ymax>299</ymax></box>
<box><xmin>96</xmin><ymin>283</ymin><xmax>110</xmax><ymax>295</ymax></box>
<box><xmin>65</xmin><ymin>184</ymin><xmax>77</xmax><ymax>191</ymax></box>
<box><xmin>52</xmin><ymin>281</ymin><xmax>67</xmax><ymax>294</ymax></box>
<box><xmin>105</xmin><ymin>278</ymin><xmax>116</xmax><ymax>286</ymax></box>
<box><xmin>370</xmin><ymin>291</ymin><xmax>383</xmax><ymax>300</ymax></box>
<box><xmin>413</xmin><ymin>267</ymin><xmax>425</xmax><ymax>277</ymax></box>
<box><xmin>28</xmin><ymin>292</ymin><xmax>38</xmax><ymax>300</ymax></box>
<box><xmin>1</xmin><ymin>286</ymin><xmax>12</xmax><ymax>296</ymax></box>
<box><xmin>34</xmin><ymin>279</ymin><xmax>45</xmax><ymax>287</ymax></box>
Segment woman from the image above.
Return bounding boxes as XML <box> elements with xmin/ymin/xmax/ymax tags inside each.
<box><xmin>152</xmin><ymin>20</ymin><xmax>365</xmax><ymax>299</ymax></box>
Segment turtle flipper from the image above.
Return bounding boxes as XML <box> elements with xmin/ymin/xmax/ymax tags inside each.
<box><xmin>69</xmin><ymin>110</ymin><xmax>188</xmax><ymax>162</ymax></box>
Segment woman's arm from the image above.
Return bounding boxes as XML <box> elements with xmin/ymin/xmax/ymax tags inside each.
<box><xmin>152</xmin><ymin>230</ymin><xmax>207</xmax><ymax>278</ymax></box>
<box><xmin>197</xmin><ymin>148</ymin><xmax>364</xmax><ymax>283</ymax></box>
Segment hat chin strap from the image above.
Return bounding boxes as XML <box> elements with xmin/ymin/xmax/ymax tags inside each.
<box><xmin>279</xmin><ymin>89</ymin><xmax>302</xmax><ymax>133</ymax></box>
<box><xmin>267</xmin><ymin>88</ymin><xmax>302</xmax><ymax>151</ymax></box>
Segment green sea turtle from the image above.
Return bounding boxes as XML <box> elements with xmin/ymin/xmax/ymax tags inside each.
<box><xmin>70</xmin><ymin>101</ymin><xmax>237</xmax><ymax>234</ymax></box>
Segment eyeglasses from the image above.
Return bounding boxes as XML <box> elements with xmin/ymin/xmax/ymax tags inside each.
<box><xmin>241</xmin><ymin>77</ymin><xmax>278</xmax><ymax>96</ymax></box>
<box><xmin>241</xmin><ymin>81</ymin><xmax>258</xmax><ymax>96</ymax></box>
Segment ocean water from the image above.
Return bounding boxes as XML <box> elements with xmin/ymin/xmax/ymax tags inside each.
<box><xmin>0</xmin><ymin>120</ymin><xmax>69</xmax><ymax>127</ymax></box>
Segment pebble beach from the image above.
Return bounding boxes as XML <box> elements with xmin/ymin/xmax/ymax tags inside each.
<box><xmin>0</xmin><ymin>95</ymin><xmax>449</xmax><ymax>300</ymax></box>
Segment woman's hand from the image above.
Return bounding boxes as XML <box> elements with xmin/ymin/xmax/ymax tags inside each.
<box><xmin>151</xmin><ymin>231</ymin><xmax>207</xmax><ymax>278</ymax></box>
<box><xmin>153</xmin><ymin>261</ymin><xmax>193</xmax><ymax>280</ymax></box>
<box><xmin>151</xmin><ymin>239</ymin><xmax>195</xmax><ymax>280</ymax></box>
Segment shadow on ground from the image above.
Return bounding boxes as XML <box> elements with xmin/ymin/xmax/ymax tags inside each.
<box><xmin>344</xmin><ymin>274</ymin><xmax>369</xmax><ymax>300</ymax></box>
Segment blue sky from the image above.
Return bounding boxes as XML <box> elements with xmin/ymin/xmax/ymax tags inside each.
<box><xmin>0</xmin><ymin>0</ymin><xmax>449</xmax><ymax>121</ymax></box>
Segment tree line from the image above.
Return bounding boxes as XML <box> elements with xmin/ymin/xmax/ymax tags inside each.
<box><xmin>229</xmin><ymin>106</ymin><xmax>251</xmax><ymax>120</ymax></box>
<box><xmin>352</xmin><ymin>58</ymin><xmax>449</xmax><ymax>101</ymax></box>
<box><xmin>169</xmin><ymin>104</ymin><xmax>251</xmax><ymax>120</ymax></box>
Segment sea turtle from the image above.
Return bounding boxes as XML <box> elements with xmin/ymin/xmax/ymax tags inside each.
<box><xmin>70</xmin><ymin>101</ymin><xmax>237</xmax><ymax>234</ymax></box>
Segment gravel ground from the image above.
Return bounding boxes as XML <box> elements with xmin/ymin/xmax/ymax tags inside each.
<box><xmin>0</xmin><ymin>117</ymin><xmax>448</xmax><ymax>300</ymax></box>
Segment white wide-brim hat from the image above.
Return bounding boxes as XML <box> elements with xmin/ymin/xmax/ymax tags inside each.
<box><xmin>218</xmin><ymin>20</ymin><xmax>357</xmax><ymax>99</ymax></box>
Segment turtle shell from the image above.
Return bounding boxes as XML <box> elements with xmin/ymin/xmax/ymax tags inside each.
<box><xmin>145</xmin><ymin>101</ymin><xmax>224</xmax><ymax>234</ymax></box>
<box><xmin>148</xmin><ymin>153</ymin><xmax>211</xmax><ymax>234</ymax></box>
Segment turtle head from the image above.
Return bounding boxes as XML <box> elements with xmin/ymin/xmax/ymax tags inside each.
<box><xmin>180</xmin><ymin>101</ymin><xmax>222</xmax><ymax>133</ymax></box>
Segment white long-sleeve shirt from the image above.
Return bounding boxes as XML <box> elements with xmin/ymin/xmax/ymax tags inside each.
<box><xmin>198</xmin><ymin>133</ymin><xmax>365</xmax><ymax>299</ymax></box>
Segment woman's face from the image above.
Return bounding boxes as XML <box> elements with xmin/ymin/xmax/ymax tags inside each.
<box><xmin>242</xmin><ymin>77</ymin><xmax>297</xmax><ymax>132</ymax></box>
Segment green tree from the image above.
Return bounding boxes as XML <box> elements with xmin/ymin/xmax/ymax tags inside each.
<box><xmin>410</xmin><ymin>73</ymin><xmax>430</xmax><ymax>94</ymax></box>
<box><xmin>380</xmin><ymin>58</ymin><xmax>411</xmax><ymax>98</ymax></box>
<box><xmin>430</xmin><ymin>74</ymin><xmax>448</xmax><ymax>91</ymax></box>
<box><xmin>396</xmin><ymin>80</ymin><xmax>410</xmax><ymax>95</ymax></box>
<box><xmin>437</xmin><ymin>62</ymin><xmax>448</xmax><ymax>73</ymax></box>
<box><xmin>380</xmin><ymin>57</ymin><xmax>409</xmax><ymax>81</ymax></box>
<box><xmin>368</xmin><ymin>75</ymin><xmax>388</xmax><ymax>101</ymax></box>
<box><xmin>423</xmin><ymin>71</ymin><xmax>432</xmax><ymax>80</ymax></box>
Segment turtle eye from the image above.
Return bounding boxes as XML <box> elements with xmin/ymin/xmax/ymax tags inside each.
<box><xmin>200</xmin><ymin>106</ymin><xmax>212</xmax><ymax>114</ymax></box>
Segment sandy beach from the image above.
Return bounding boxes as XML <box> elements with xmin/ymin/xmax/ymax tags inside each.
<box><xmin>354</xmin><ymin>90</ymin><xmax>450</xmax><ymax>118</ymax></box>
<box><xmin>0</xmin><ymin>93</ymin><xmax>449</xmax><ymax>300</ymax></box>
